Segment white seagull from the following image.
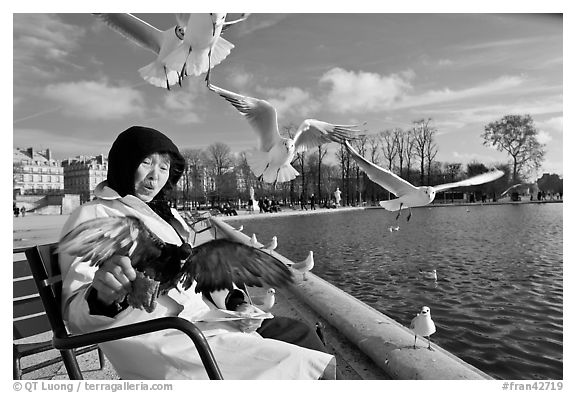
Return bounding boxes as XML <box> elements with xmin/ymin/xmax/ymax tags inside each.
<box><xmin>410</xmin><ymin>306</ymin><xmax>437</xmax><ymax>350</ymax></box>
<box><xmin>208</xmin><ymin>83</ymin><xmax>363</xmax><ymax>184</ymax></box>
<box><xmin>93</xmin><ymin>13</ymin><xmax>187</xmax><ymax>89</ymax></box>
<box><xmin>345</xmin><ymin>141</ymin><xmax>504</xmax><ymax>221</ymax></box>
<box><xmin>262</xmin><ymin>236</ymin><xmax>278</xmax><ymax>253</ymax></box>
<box><xmin>254</xmin><ymin>288</ymin><xmax>276</xmax><ymax>312</ymax></box>
<box><xmin>235</xmin><ymin>225</ymin><xmax>244</xmax><ymax>232</ymax></box>
<box><xmin>250</xmin><ymin>233</ymin><xmax>259</xmax><ymax>248</ymax></box>
<box><xmin>500</xmin><ymin>183</ymin><xmax>524</xmax><ymax>197</ymax></box>
<box><xmin>288</xmin><ymin>251</ymin><xmax>315</xmax><ymax>281</ymax></box>
<box><xmin>164</xmin><ymin>13</ymin><xmax>248</xmax><ymax>85</ymax></box>
<box><xmin>419</xmin><ymin>269</ymin><xmax>437</xmax><ymax>281</ymax></box>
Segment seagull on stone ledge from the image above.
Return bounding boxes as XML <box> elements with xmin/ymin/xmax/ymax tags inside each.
<box><xmin>288</xmin><ymin>251</ymin><xmax>315</xmax><ymax>280</ymax></box>
<box><xmin>410</xmin><ymin>306</ymin><xmax>437</xmax><ymax>350</ymax></box>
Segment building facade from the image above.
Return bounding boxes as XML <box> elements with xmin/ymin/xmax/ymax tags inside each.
<box><xmin>13</xmin><ymin>147</ymin><xmax>64</xmax><ymax>196</ymax></box>
<box><xmin>62</xmin><ymin>155</ymin><xmax>108</xmax><ymax>203</ymax></box>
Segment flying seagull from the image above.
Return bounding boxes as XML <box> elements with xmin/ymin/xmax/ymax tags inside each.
<box><xmin>410</xmin><ymin>306</ymin><xmax>436</xmax><ymax>350</ymax></box>
<box><xmin>208</xmin><ymin>82</ymin><xmax>363</xmax><ymax>184</ymax></box>
<box><xmin>93</xmin><ymin>13</ymin><xmax>188</xmax><ymax>89</ymax></box>
<box><xmin>500</xmin><ymin>183</ymin><xmax>524</xmax><ymax>197</ymax></box>
<box><xmin>345</xmin><ymin>141</ymin><xmax>504</xmax><ymax>221</ymax></box>
<box><xmin>58</xmin><ymin>216</ymin><xmax>294</xmax><ymax>312</ymax></box>
<box><xmin>164</xmin><ymin>13</ymin><xmax>248</xmax><ymax>85</ymax></box>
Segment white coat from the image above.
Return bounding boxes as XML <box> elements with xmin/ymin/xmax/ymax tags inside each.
<box><xmin>59</xmin><ymin>182</ymin><xmax>334</xmax><ymax>379</ymax></box>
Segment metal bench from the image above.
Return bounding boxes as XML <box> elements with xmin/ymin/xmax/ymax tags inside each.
<box><xmin>21</xmin><ymin>243</ymin><xmax>223</xmax><ymax>380</ymax></box>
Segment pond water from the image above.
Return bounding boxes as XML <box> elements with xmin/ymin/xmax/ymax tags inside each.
<box><xmin>235</xmin><ymin>203</ymin><xmax>563</xmax><ymax>380</ymax></box>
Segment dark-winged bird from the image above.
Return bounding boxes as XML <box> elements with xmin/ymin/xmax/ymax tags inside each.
<box><xmin>58</xmin><ymin>216</ymin><xmax>294</xmax><ymax>312</ymax></box>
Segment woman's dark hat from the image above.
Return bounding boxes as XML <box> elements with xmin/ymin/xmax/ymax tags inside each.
<box><xmin>107</xmin><ymin>125</ymin><xmax>185</xmax><ymax>197</ymax></box>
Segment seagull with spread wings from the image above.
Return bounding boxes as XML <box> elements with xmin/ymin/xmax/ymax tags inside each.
<box><xmin>58</xmin><ymin>216</ymin><xmax>294</xmax><ymax>313</ymax></box>
<box><xmin>208</xmin><ymin>82</ymin><xmax>363</xmax><ymax>184</ymax></box>
<box><xmin>164</xmin><ymin>13</ymin><xmax>248</xmax><ymax>85</ymax></box>
<box><xmin>345</xmin><ymin>141</ymin><xmax>504</xmax><ymax>221</ymax></box>
<box><xmin>93</xmin><ymin>13</ymin><xmax>188</xmax><ymax>89</ymax></box>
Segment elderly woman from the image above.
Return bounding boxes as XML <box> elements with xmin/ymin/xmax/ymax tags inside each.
<box><xmin>59</xmin><ymin>126</ymin><xmax>336</xmax><ymax>380</ymax></box>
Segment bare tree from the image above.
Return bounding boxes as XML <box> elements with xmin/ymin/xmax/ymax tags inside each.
<box><xmin>336</xmin><ymin>142</ymin><xmax>352</xmax><ymax>205</ymax></box>
<box><xmin>205</xmin><ymin>142</ymin><xmax>233</xmax><ymax>204</ymax></box>
<box><xmin>366</xmin><ymin>134</ymin><xmax>381</xmax><ymax>203</ymax></box>
<box><xmin>403</xmin><ymin>129</ymin><xmax>417</xmax><ymax>183</ymax></box>
<box><xmin>412</xmin><ymin>118</ymin><xmax>436</xmax><ymax>185</ymax></box>
<box><xmin>426</xmin><ymin>140</ymin><xmax>438</xmax><ymax>184</ymax></box>
<box><xmin>351</xmin><ymin>136</ymin><xmax>368</xmax><ymax>204</ymax></box>
<box><xmin>379</xmin><ymin>129</ymin><xmax>399</xmax><ymax>170</ymax></box>
<box><xmin>181</xmin><ymin>148</ymin><xmax>207</xmax><ymax>208</ymax></box>
<box><xmin>317</xmin><ymin>145</ymin><xmax>328</xmax><ymax>204</ymax></box>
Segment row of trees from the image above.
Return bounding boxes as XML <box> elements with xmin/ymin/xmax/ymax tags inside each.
<box><xmin>170</xmin><ymin>114</ymin><xmax>550</xmax><ymax>208</ymax></box>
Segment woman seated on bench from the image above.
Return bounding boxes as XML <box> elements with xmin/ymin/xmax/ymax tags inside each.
<box><xmin>58</xmin><ymin>126</ymin><xmax>336</xmax><ymax>380</ymax></box>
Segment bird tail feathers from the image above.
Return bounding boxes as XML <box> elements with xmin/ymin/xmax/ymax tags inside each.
<box><xmin>379</xmin><ymin>199</ymin><xmax>407</xmax><ymax>211</ymax></box>
<box><xmin>246</xmin><ymin>150</ymin><xmax>299</xmax><ymax>183</ymax></box>
<box><xmin>271</xmin><ymin>164</ymin><xmax>299</xmax><ymax>183</ymax></box>
<box><xmin>182</xmin><ymin>38</ymin><xmax>234</xmax><ymax>76</ymax></box>
<box><xmin>138</xmin><ymin>62</ymin><xmax>179</xmax><ymax>88</ymax></box>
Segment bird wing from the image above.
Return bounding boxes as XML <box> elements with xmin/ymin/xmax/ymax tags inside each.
<box><xmin>345</xmin><ymin>141</ymin><xmax>417</xmax><ymax>197</ymax></box>
<box><xmin>433</xmin><ymin>169</ymin><xmax>505</xmax><ymax>192</ymax></box>
<box><xmin>293</xmin><ymin>119</ymin><xmax>362</xmax><ymax>153</ymax></box>
<box><xmin>221</xmin><ymin>13</ymin><xmax>250</xmax><ymax>31</ymax></box>
<box><xmin>57</xmin><ymin>216</ymin><xmax>149</xmax><ymax>267</ymax></box>
<box><xmin>93</xmin><ymin>13</ymin><xmax>164</xmax><ymax>54</ymax></box>
<box><xmin>500</xmin><ymin>183</ymin><xmax>523</xmax><ymax>197</ymax></box>
<box><xmin>179</xmin><ymin>238</ymin><xmax>294</xmax><ymax>293</ymax></box>
<box><xmin>208</xmin><ymin>83</ymin><xmax>282</xmax><ymax>152</ymax></box>
<box><xmin>410</xmin><ymin>315</ymin><xmax>417</xmax><ymax>330</ymax></box>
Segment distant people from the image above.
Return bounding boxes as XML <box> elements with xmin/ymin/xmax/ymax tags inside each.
<box><xmin>20</xmin><ymin>206</ymin><xmax>26</xmax><ymax>217</ymax></box>
<box><xmin>263</xmin><ymin>197</ymin><xmax>271</xmax><ymax>213</ymax></box>
<box><xmin>300</xmin><ymin>193</ymin><xmax>308</xmax><ymax>211</ymax></box>
<box><xmin>310</xmin><ymin>194</ymin><xmax>316</xmax><ymax>210</ymax></box>
<box><xmin>13</xmin><ymin>204</ymin><xmax>20</xmax><ymax>217</ymax></box>
<box><xmin>334</xmin><ymin>188</ymin><xmax>341</xmax><ymax>207</ymax></box>
<box><xmin>258</xmin><ymin>198</ymin><xmax>264</xmax><ymax>213</ymax></box>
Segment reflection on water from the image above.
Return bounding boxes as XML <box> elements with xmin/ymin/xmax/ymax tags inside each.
<box><xmin>237</xmin><ymin>203</ymin><xmax>563</xmax><ymax>380</ymax></box>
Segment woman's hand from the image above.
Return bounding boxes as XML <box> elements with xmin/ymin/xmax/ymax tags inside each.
<box><xmin>92</xmin><ymin>255</ymin><xmax>136</xmax><ymax>305</ymax></box>
<box><xmin>234</xmin><ymin>303</ymin><xmax>264</xmax><ymax>333</ymax></box>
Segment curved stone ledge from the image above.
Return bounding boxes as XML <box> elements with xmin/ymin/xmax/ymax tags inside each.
<box><xmin>211</xmin><ymin>217</ymin><xmax>493</xmax><ymax>380</ymax></box>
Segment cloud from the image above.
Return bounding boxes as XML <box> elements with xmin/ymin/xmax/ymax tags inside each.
<box><xmin>394</xmin><ymin>75</ymin><xmax>526</xmax><ymax>110</ymax></box>
<box><xmin>13</xmin><ymin>14</ymin><xmax>86</xmax><ymax>81</ymax></box>
<box><xmin>536</xmin><ymin>131</ymin><xmax>552</xmax><ymax>145</ymax></box>
<box><xmin>259</xmin><ymin>86</ymin><xmax>321</xmax><ymax>118</ymax></box>
<box><xmin>225</xmin><ymin>70</ymin><xmax>254</xmax><ymax>89</ymax></box>
<box><xmin>43</xmin><ymin>80</ymin><xmax>145</xmax><ymax>120</ymax></box>
<box><xmin>319</xmin><ymin>67</ymin><xmax>413</xmax><ymax>113</ymax></box>
<box><xmin>538</xmin><ymin>116</ymin><xmax>563</xmax><ymax>134</ymax></box>
<box><xmin>158</xmin><ymin>88</ymin><xmax>203</xmax><ymax>124</ymax></box>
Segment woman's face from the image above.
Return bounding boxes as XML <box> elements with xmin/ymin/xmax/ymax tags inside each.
<box><xmin>133</xmin><ymin>153</ymin><xmax>171</xmax><ymax>202</ymax></box>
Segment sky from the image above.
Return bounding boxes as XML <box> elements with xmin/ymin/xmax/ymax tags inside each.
<box><xmin>11</xmin><ymin>9</ymin><xmax>564</xmax><ymax>182</ymax></box>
